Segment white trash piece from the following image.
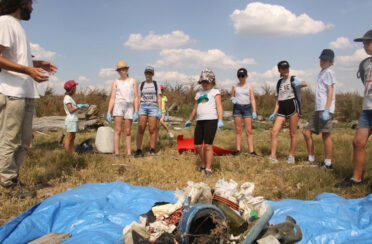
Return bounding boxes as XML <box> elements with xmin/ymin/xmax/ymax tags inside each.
<box><xmin>95</xmin><ymin>126</ymin><xmax>114</xmax><ymax>153</ymax></box>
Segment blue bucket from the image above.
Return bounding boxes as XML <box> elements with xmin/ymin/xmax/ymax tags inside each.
<box><xmin>178</xmin><ymin>203</ymin><xmax>227</xmax><ymax>243</ymax></box>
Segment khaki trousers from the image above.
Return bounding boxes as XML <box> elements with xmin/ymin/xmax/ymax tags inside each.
<box><xmin>0</xmin><ymin>93</ymin><xmax>34</xmax><ymax>187</ymax></box>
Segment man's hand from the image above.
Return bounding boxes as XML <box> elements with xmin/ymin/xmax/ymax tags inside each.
<box><xmin>34</xmin><ymin>61</ymin><xmax>58</xmax><ymax>74</ymax></box>
<box><xmin>26</xmin><ymin>67</ymin><xmax>49</xmax><ymax>83</ymax></box>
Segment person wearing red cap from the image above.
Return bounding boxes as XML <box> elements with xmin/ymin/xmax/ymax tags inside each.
<box><xmin>63</xmin><ymin>80</ymin><xmax>89</xmax><ymax>153</ymax></box>
<box><xmin>156</xmin><ymin>85</ymin><xmax>174</xmax><ymax>140</ymax></box>
<box><xmin>0</xmin><ymin>0</ymin><xmax>57</xmax><ymax>198</ymax></box>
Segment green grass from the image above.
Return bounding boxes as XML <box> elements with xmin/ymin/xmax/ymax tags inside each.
<box><xmin>1</xmin><ymin>122</ymin><xmax>370</xmax><ymax>225</ymax></box>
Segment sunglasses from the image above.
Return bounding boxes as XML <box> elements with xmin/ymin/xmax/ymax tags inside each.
<box><xmin>237</xmin><ymin>74</ymin><xmax>246</xmax><ymax>78</ymax></box>
<box><xmin>117</xmin><ymin>67</ymin><xmax>128</xmax><ymax>72</ymax></box>
<box><xmin>145</xmin><ymin>72</ymin><xmax>154</xmax><ymax>75</ymax></box>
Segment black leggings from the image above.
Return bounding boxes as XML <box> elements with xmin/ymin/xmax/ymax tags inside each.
<box><xmin>194</xmin><ymin>120</ymin><xmax>218</xmax><ymax>145</ymax></box>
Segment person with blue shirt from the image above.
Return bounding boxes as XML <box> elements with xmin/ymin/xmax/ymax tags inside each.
<box><xmin>269</xmin><ymin>61</ymin><xmax>307</xmax><ymax>164</ymax></box>
<box><xmin>230</xmin><ymin>68</ymin><xmax>258</xmax><ymax>156</ymax></box>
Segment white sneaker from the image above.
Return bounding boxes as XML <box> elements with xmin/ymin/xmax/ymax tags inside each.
<box><xmin>168</xmin><ymin>132</ymin><xmax>174</xmax><ymax>138</ymax></box>
<box><xmin>287</xmin><ymin>155</ymin><xmax>295</xmax><ymax>164</ymax></box>
<box><xmin>268</xmin><ymin>156</ymin><xmax>278</xmax><ymax>164</ymax></box>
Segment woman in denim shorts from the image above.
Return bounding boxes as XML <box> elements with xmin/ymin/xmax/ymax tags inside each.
<box><xmin>230</xmin><ymin>68</ymin><xmax>257</xmax><ymax>156</ymax></box>
<box><xmin>135</xmin><ymin>66</ymin><xmax>162</xmax><ymax>157</ymax></box>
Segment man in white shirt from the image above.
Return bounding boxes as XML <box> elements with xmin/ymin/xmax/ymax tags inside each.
<box><xmin>0</xmin><ymin>0</ymin><xmax>57</xmax><ymax>198</ymax></box>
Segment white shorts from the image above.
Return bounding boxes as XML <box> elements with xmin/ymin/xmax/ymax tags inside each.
<box><xmin>113</xmin><ymin>102</ymin><xmax>134</xmax><ymax>119</ymax></box>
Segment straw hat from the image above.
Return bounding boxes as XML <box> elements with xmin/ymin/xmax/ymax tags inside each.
<box><xmin>116</xmin><ymin>60</ymin><xmax>129</xmax><ymax>70</ymax></box>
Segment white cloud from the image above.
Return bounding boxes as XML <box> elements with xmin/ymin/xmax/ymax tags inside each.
<box><xmin>230</xmin><ymin>2</ymin><xmax>333</xmax><ymax>36</ymax></box>
<box><xmin>30</xmin><ymin>43</ymin><xmax>56</xmax><ymax>60</ymax></box>
<box><xmin>124</xmin><ymin>31</ymin><xmax>191</xmax><ymax>50</ymax></box>
<box><xmin>99</xmin><ymin>68</ymin><xmax>116</xmax><ymax>77</ymax></box>
<box><xmin>155</xmin><ymin>48</ymin><xmax>255</xmax><ymax>70</ymax></box>
<box><xmin>329</xmin><ymin>37</ymin><xmax>353</xmax><ymax>49</ymax></box>
<box><xmin>154</xmin><ymin>71</ymin><xmax>197</xmax><ymax>83</ymax></box>
<box><xmin>77</xmin><ymin>75</ymin><xmax>90</xmax><ymax>83</ymax></box>
<box><xmin>337</xmin><ymin>49</ymin><xmax>369</xmax><ymax>65</ymax></box>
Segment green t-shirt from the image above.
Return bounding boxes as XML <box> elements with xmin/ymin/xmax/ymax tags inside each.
<box><xmin>161</xmin><ymin>96</ymin><xmax>168</xmax><ymax>113</ymax></box>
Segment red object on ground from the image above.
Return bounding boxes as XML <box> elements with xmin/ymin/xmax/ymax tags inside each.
<box><xmin>176</xmin><ymin>135</ymin><xmax>234</xmax><ymax>156</ymax></box>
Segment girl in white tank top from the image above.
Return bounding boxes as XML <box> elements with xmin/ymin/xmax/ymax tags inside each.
<box><xmin>230</xmin><ymin>68</ymin><xmax>257</xmax><ymax>156</ymax></box>
<box><xmin>107</xmin><ymin>61</ymin><xmax>139</xmax><ymax>158</ymax></box>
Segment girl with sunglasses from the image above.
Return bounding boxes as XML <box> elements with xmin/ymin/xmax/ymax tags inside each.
<box><xmin>230</xmin><ymin>68</ymin><xmax>258</xmax><ymax>156</ymax></box>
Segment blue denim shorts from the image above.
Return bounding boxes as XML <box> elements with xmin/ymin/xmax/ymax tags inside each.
<box><xmin>357</xmin><ymin>110</ymin><xmax>372</xmax><ymax>129</ymax></box>
<box><xmin>233</xmin><ymin>104</ymin><xmax>252</xmax><ymax>118</ymax></box>
<box><xmin>139</xmin><ymin>103</ymin><xmax>158</xmax><ymax>117</ymax></box>
<box><xmin>65</xmin><ymin>121</ymin><xmax>78</xmax><ymax>133</ymax></box>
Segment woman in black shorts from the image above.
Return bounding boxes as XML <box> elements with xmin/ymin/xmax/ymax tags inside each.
<box><xmin>269</xmin><ymin>61</ymin><xmax>307</xmax><ymax>163</ymax></box>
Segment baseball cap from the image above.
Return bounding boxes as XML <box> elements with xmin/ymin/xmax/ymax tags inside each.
<box><xmin>160</xmin><ymin>85</ymin><xmax>164</xmax><ymax>90</ymax></box>
<box><xmin>319</xmin><ymin>49</ymin><xmax>335</xmax><ymax>61</ymax></box>
<box><xmin>237</xmin><ymin>68</ymin><xmax>247</xmax><ymax>77</ymax></box>
<box><xmin>198</xmin><ymin>68</ymin><xmax>215</xmax><ymax>84</ymax></box>
<box><xmin>116</xmin><ymin>60</ymin><xmax>129</xmax><ymax>70</ymax></box>
<box><xmin>354</xmin><ymin>29</ymin><xmax>372</xmax><ymax>42</ymax></box>
<box><xmin>64</xmin><ymin>80</ymin><xmax>78</xmax><ymax>91</ymax></box>
<box><xmin>144</xmin><ymin>66</ymin><xmax>154</xmax><ymax>74</ymax></box>
<box><xmin>277</xmin><ymin>60</ymin><xmax>290</xmax><ymax>69</ymax></box>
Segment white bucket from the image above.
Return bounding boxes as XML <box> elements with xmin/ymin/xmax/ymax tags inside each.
<box><xmin>95</xmin><ymin>126</ymin><xmax>114</xmax><ymax>153</ymax></box>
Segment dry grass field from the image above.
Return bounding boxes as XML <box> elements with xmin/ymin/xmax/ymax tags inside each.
<box><xmin>1</xmin><ymin>120</ymin><xmax>370</xmax><ymax>226</ymax></box>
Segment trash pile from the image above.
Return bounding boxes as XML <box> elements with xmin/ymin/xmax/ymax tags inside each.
<box><xmin>122</xmin><ymin>179</ymin><xmax>302</xmax><ymax>244</ymax></box>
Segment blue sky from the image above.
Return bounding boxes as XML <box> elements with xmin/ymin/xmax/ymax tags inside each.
<box><xmin>24</xmin><ymin>0</ymin><xmax>372</xmax><ymax>94</ymax></box>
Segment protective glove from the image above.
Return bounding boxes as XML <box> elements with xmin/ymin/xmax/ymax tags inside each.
<box><xmin>184</xmin><ymin>120</ymin><xmax>192</xmax><ymax>128</ymax></box>
<box><xmin>252</xmin><ymin>112</ymin><xmax>257</xmax><ymax>120</ymax></box>
<box><xmin>133</xmin><ymin>111</ymin><xmax>139</xmax><ymax>122</ymax></box>
<box><xmin>106</xmin><ymin>112</ymin><xmax>112</xmax><ymax>123</ymax></box>
<box><xmin>321</xmin><ymin>109</ymin><xmax>330</xmax><ymax>121</ymax></box>
<box><xmin>269</xmin><ymin>113</ymin><xmax>277</xmax><ymax>121</ymax></box>
<box><xmin>231</xmin><ymin>97</ymin><xmax>237</xmax><ymax>104</ymax></box>
<box><xmin>218</xmin><ymin>120</ymin><xmax>224</xmax><ymax>128</ymax></box>
<box><xmin>292</xmin><ymin>79</ymin><xmax>301</xmax><ymax>87</ymax></box>
<box><xmin>156</xmin><ymin>109</ymin><xmax>162</xmax><ymax>119</ymax></box>
<box><xmin>165</xmin><ymin>112</ymin><xmax>170</xmax><ymax>121</ymax></box>
<box><xmin>77</xmin><ymin>103</ymin><xmax>89</xmax><ymax>109</ymax></box>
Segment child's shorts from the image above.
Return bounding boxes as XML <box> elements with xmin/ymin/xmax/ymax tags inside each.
<box><xmin>65</xmin><ymin>121</ymin><xmax>78</xmax><ymax>133</ymax></box>
<box><xmin>307</xmin><ymin>111</ymin><xmax>333</xmax><ymax>134</ymax></box>
<box><xmin>113</xmin><ymin>102</ymin><xmax>134</xmax><ymax>119</ymax></box>
<box><xmin>194</xmin><ymin>120</ymin><xmax>218</xmax><ymax>145</ymax></box>
<box><xmin>233</xmin><ymin>104</ymin><xmax>252</xmax><ymax>118</ymax></box>
<box><xmin>139</xmin><ymin>103</ymin><xmax>158</xmax><ymax>117</ymax></box>
<box><xmin>278</xmin><ymin>98</ymin><xmax>299</xmax><ymax>118</ymax></box>
<box><xmin>357</xmin><ymin>110</ymin><xmax>372</xmax><ymax>129</ymax></box>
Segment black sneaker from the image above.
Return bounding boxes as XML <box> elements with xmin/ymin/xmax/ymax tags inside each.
<box><xmin>320</xmin><ymin>162</ymin><xmax>333</xmax><ymax>171</ymax></box>
<box><xmin>134</xmin><ymin>149</ymin><xmax>143</xmax><ymax>158</ymax></box>
<box><xmin>233</xmin><ymin>150</ymin><xmax>240</xmax><ymax>156</ymax></box>
<box><xmin>149</xmin><ymin>148</ymin><xmax>156</xmax><ymax>155</ymax></box>
<box><xmin>249</xmin><ymin>151</ymin><xmax>258</xmax><ymax>156</ymax></box>
<box><xmin>335</xmin><ymin>178</ymin><xmax>363</xmax><ymax>188</ymax></box>
<box><xmin>199</xmin><ymin>167</ymin><xmax>206</xmax><ymax>172</ymax></box>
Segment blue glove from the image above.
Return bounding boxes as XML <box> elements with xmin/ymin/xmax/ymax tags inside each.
<box><xmin>165</xmin><ymin>112</ymin><xmax>170</xmax><ymax>121</ymax></box>
<box><xmin>269</xmin><ymin>113</ymin><xmax>277</xmax><ymax>121</ymax></box>
<box><xmin>106</xmin><ymin>112</ymin><xmax>112</xmax><ymax>123</ymax></box>
<box><xmin>156</xmin><ymin>109</ymin><xmax>162</xmax><ymax>119</ymax></box>
<box><xmin>252</xmin><ymin>112</ymin><xmax>257</xmax><ymax>120</ymax></box>
<box><xmin>321</xmin><ymin>109</ymin><xmax>330</xmax><ymax>121</ymax></box>
<box><xmin>218</xmin><ymin>120</ymin><xmax>224</xmax><ymax>128</ymax></box>
<box><xmin>231</xmin><ymin>97</ymin><xmax>237</xmax><ymax>104</ymax></box>
<box><xmin>185</xmin><ymin>120</ymin><xmax>192</xmax><ymax>128</ymax></box>
<box><xmin>77</xmin><ymin>103</ymin><xmax>89</xmax><ymax>109</ymax></box>
<box><xmin>292</xmin><ymin>79</ymin><xmax>301</xmax><ymax>87</ymax></box>
<box><xmin>133</xmin><ymin>111</ymin><xmax>139</xmax><ymax>122</ymax></box>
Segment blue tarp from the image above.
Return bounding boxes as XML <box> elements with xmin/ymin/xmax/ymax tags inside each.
<box><xmin>0</xmin><ymin>181</ymin><xmax>371</xmax><ymax>244</ymax></box>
